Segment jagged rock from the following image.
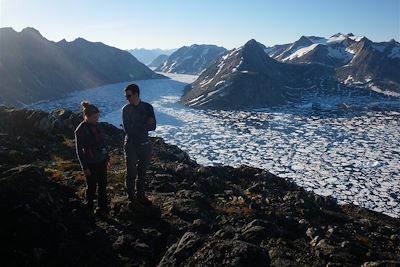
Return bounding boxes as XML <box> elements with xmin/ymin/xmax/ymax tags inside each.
<box><xmin>187</xmin><ymin>239</ymin><xmax>270</xmax><ymax>267</ymax></box>
<box><xmin>159</xmin><ymin>233</ymin><xmax>269</xmax><ymax>267</ymax></box>
<box><xmin>240</xmin><ymin>219</ymin><xmax>282</xmax><ymax>244</ymax></box>
<box><xmin>0</xmin><ymin>165</ymin><xmax>116</xmax><ymax>266</ymax></box>
<box><xmin>158</xmin><ymin>232</ymin><xmax>203</xmax><ymax>266</ymax></box>
<box><xmin>361</xmin><ymin>261</ymin><xmax>400</xmax><ymax>267</ymax></box>
<box><xmin>165</xmin><ymin>190</ymin><xmax>212</xmax><ymax>222</ymax></box>
<box><xmin>312</xmin><ymin>239</ymin><xmax>339</xmax><ymax>258</ymax></box>
<box><xmin>134</xmin><ymin>241</ymin><xmax>153</xmax><ymax>257</ymax></box>
<box><xmin>113</xmin><ymin>234</ymin><xmax>134</xmax><ymax>251</ymax></box>
<box><xmin>306</xmin><ymin>227</ymin><xmax>319</xmax><ymax>240</ymax></box>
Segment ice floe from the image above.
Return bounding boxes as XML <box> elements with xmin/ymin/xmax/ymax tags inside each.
<box><xmin>29</xmin><ymin>73</ymin><xmax>400</xmax><ymax>218</ymax></box>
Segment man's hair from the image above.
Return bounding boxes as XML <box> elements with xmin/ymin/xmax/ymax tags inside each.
<box><xmin>125</xmin><ymin>83</ymin><xmax>140</xmax><ymax>97</ymax></box>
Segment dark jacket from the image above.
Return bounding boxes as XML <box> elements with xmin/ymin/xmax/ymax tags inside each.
<box><xmin>75</xmin><ymin>121</ymin><xmax>109</xmax><ymax>170</ymax></box>
<box><xmin>122</xmin><ymin>101</ymin><xmax>156</xmax><ymax>144</ymax></box>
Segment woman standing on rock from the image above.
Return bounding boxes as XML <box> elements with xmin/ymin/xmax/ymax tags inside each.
<box><xmin>75</xmin><ymin>101</ymin><xmax>110</xmax><ymax>216</ymax></box>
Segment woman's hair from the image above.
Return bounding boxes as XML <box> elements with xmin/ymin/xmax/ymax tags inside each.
<box><xmin>81</xmin><ymin>101</ymin><xmax>99</xmax><ymax>118</ymax></box>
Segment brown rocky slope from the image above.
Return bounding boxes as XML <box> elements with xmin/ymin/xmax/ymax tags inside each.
<box><xmin>0</xmin><ymin>107</ymin><xmax>399</xmax><ymax>266</ymax></box>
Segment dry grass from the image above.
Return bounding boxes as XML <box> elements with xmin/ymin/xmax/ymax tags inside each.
<box><xmin>217</xmin><ymin>206</ymin><xmax>254</xmax><ymax>215</ymax></box>
<box><xmin>51</xmin><ymin>155</ymin><xmax>80</xmax><ymax>172</ymax></box>
<box><xmin>44</xmin><ymin>168</ymin><xmax>64</xmax><ymax>182</ymax></box>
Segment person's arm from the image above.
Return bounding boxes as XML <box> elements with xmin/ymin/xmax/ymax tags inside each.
<box><xmin>122</xmin><ymin>106</ymin><xmax>134</xmax><ymax>136</ymax></box>
<box><xmin>99</xmin><ymin>124</ymin><xmax>110</xmax><ymax>161</ymax></box>
<box><xmin>145</xmin><ymin>104</ymin><xmax>156</xmax><ymax>131</ymax></box>
<box><xmin>75</xmin><ymin>127</ymin><xmax>88</xmax><ymax>171</ymax></box>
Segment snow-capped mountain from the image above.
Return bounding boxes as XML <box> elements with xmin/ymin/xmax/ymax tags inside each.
<box><xmin>182</xmin><ymin>39</ymin><xmax>341</xmax><ymax>109</ymax></box>
<box><xmin>337</xmin><ymin>38</ymin><xmax>400</xmax><ymax>95</ymax></box>
<box><xmin>266</xmin><ymin>33</ymin><xmax>364</xmax><ymax>66</ymax></box>
<box><xmin>181</xmin><ymin>34</ymin><xmax>400</xmax><ymax>110</ymax></box>
<box><xmin>127</xmin><ymin>48</ymin><xmax>176</xmax><ymax>65</ymax></box>
<box><xmin>156</xmin><ymin>44</ymin><xmax>227</xmax><ymax>75</ymax></box>
<box><xmin>148</xmin><ymin>54</ymin><xmax>169</xmax><ymax>68</ymax></box>
<box><xmin>0</xmin><ymin>27</ymin><xmax>164</xmax><ymax>107</ymax></box>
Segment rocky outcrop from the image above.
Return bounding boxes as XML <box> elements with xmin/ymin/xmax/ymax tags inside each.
<box><xmin>0</xmin><ymin>165</ymin><xmax>118</xmax><ymax>266</ymax></box>
<box><xmin>0</xmin><ymin>107</ymin><xmax>399</xmax><ymax>266</ymax></box>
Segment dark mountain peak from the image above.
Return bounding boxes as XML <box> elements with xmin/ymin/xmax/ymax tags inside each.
<box><xmin>341</xmin><ymin>35</ymin><xmax>355</xmax><ymax>46</ymax></box>
<box><xmin>242</xmin><ymin>39</ymin><xmax>274</xmax><ymax>63</ymax></box>
<box><xmin>69</xmin><ymin>37</ymin><xmax>107</xmax><ymax>49</ymax></box>
<box><xmin>244</xmin><ymin>39</ymin><xmax>262</xmax><ymax>49</ymax></box>
<box><xmin>188</xmin><ymin>44</ymin><xmax>226</xmax><ymax>50</ymax></box>
<box><xmin>347</xmin><ymin>33</ymin><xmax>355</xmax><ymax>37</ymax></box>
<box><xmin>72</xmin><ymin>37</ymin><xmax>90</xmax><ymax>44</ymax></box>
<box><xmin>358</xmin><ymin>36</ymin><xmax>373</xmax><ymax>47</ymax></box>
<box><xmin>292</xmin><ymin>35</ymin><xmax>314</xmax><ymax>48</ymax></box>
<box><xmin>298</xmin><ymin>35</ymin><xmax>311</xmax><ymax>42</ymax></box>
<box><xmin>0</xmin><ymin>27</ymin><xmax>17</xmax><ymax>34</ymax></box>
<box><xmin>21</xmin><ymin>27</ymin><xmax>43</xmax><ymax>37</ymax></box>
<box><xmin>330</xmin><ymin>33</ymin><xmax>343</xmax><ymax>38</ymax></box>
<box><xmin>359</xmin><ymin>36</ymin><xmax>371</xmax><ymax>42</ymax></box>
<box><xmin>57</xmin><ymin>38</ymin><xmax>68</xmax><ymax>45</ymax></box>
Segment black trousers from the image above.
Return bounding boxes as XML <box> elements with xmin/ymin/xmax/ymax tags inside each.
<box><xmin>85</xmin><ymin>160</ymin><xmax>108</xmax><ymax>210</ymax></box>
<box><xmin>124</xmin><ymin>141</ymin><xmax>152</xmax><ymax>201</ymax></box>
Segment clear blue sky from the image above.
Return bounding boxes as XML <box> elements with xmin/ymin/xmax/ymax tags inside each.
<box><xmin>1</xmin><ymin>0</ymin><xmax>399</xmax><ymax>49</ymax></box>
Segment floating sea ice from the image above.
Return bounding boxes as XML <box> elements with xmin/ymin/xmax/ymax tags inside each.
<box><xmin>313</xmin><ymin>188</ymin><xmax>334</xmax><ymax>197</ymax></box>
<box><xmin>325</xmin><ymin>177</ymin><xmax>338</xmax><ymax>183</ymax></box>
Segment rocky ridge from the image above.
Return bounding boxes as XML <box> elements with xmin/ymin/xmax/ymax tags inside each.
<box><xmin>0</xmin><ymin>107</ymin><xmax>399</xmax><ymax>266</ymax></box>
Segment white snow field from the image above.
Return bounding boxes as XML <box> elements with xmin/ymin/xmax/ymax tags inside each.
<box><xmin>29</xmin><ymin>73</ymin><xmax>400</xmax><ymax>218</ymax></box>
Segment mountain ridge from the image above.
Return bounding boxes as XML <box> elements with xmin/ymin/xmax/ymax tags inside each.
<box><xmin>156</xmin><ymin>44</ymin><xmax>227</xmax><ymax>75</ymax></box>
<box><xmin>182</xmin><ymin>35</ymin><xmax>400</xmax><ymax>110</ymax></box>
<box><xmin>0</xmin><ymin>27</ymin><xmax>165</xmax><ymax>107</ymax></box>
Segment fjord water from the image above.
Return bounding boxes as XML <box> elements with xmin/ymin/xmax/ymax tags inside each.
<box><xmin>29</xmin><ymin>73</ymin><xmax>400</xmax><ymax>218</ymax></box>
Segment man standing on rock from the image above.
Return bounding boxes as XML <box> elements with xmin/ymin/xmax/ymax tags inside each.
<box><xmin>122</xmin><ymin>83</ymin><xmax>156</xmax><ymax>207</ymax></box>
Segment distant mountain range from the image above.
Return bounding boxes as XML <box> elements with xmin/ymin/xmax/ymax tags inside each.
<box><xmin>127</xmin><ymin>48</ymin><xmax>177</xmax><ymax>65</ymax></box>
<box><xmin>155</xmin><ymin>44</ymin><xmax>227</xmax><ymax>75</ymax></box>
<box><xmin>0</xmin><ymin>27</ymin><xmax>164</xmax><ymax>107</ymax></box>
<box><xmin>148</xmin><ymin>54</ymin><xmax>169</xmax><ymax>68</ymax></box>
<box><xmin>182</xmin><ymin>34</ymin><xmax>400</xmax><ymax>109</ymax></box>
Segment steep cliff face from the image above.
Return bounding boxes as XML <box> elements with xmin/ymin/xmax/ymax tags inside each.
<box><xmin>1</xmin><ymin>107</ymin><xmax>399</xmax><ymax>266</ymax></box>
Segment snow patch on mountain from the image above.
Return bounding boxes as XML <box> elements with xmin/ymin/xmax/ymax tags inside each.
<box><xmin>369</xmin><ymin>84</ymin><xmax>400</xmax><ymax>97</ymax></box>
<box><xmin>327</xmin><ymin>46</ymin><xmax>352</xmax><ymax>62</ymax></box>
<box><xmin>282</xmin><ymin>43</ymin><xmax>319</xmax><ymax>61</ymax></box>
